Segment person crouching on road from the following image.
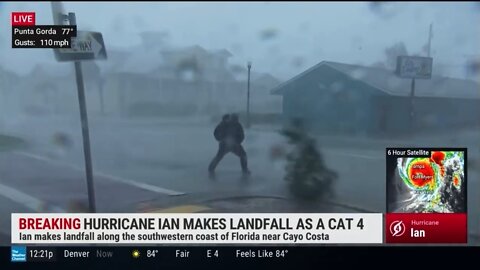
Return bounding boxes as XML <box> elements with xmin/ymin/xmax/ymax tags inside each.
<box><xmin>208</xmin><ymin>113</ymin><xmax>251</xmax><ymax>176</ymax></box>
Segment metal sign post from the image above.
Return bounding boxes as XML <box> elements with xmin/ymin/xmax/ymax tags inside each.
<box><xmin>396</xmin><ymin>56</ymin><xmax>433</xmax><ymax>130</ymax></box>
<box><xmin>246</xmin><ymin>61</ymin><xmax>252</xmax><ymax>128</ymax></box>
<box><xmin>51</xmin><ymin>2</ymin><xmax>106</xmax><ymax>213</ymax></box>
<box><xmin>410</xmin><ymin>78</ymin><xmax>416</xmax><ymax>129</ymax></box>
<box><xmin>68</xmin><ymin>12</ymin><xmax>96</xmax><ymax>213</ymax></box>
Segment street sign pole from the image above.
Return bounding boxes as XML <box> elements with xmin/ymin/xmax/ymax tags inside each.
<box><xmin>246</xmin><ymin>61</ymin><xmax>252</xmax><ymax>128</ymax></box>
<box><xmin>68</xmin><ymin>12</ymin><xmax>96</xmax><ymax>213</ymax></box>
<box><xmin>410</xmin><ymin>78</ymin><xmax>416</xmax><ymax>129</ymax></box>
<box><xmin>396</xmin><ymin>55</ymin><xmax>432</xmax><ymax>132</ymax></box>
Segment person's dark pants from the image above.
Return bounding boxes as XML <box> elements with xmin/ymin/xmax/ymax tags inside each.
<box><xmin>209</xmin><ymin>142</ymin><xmax>248</xmax><ymax>173</ymax></box>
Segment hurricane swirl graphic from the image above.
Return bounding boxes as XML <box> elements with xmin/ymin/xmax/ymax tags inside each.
<box><xmin>389</xmin><ymin>220</ymin><xmax>406</xmax><ymax>237</ymax></box>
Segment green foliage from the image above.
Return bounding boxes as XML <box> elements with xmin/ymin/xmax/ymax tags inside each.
<box><xmin>281</xmin><ymin>119</ymin><xmax>337</xmax><ymax>201</ymax></box>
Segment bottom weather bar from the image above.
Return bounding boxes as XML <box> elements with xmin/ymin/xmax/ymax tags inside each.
<box><xmin>4</xmin><ymin>246</ymin><xmax>479</xmax><ymax>266</ymax></box>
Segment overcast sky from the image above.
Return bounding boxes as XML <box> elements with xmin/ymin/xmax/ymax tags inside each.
<box><xmin>1</xmin><ymin>2</ymin><xmax>479</xmax><ymax>80</ymax></box>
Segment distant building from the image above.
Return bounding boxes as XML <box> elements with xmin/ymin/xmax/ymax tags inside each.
<box><xmin>253</xmin><ymin>73</ymin><xmax>281</xmax><ymax>90</ymax></box>
<box><xmin>0</xmin><ymin>66</ymin><xmax>19</xmax><ymax>90</ymax></box>
<box><xmin>102</xmin><ymin>45</ymin><xmax>242</xmax><ymax>116</ymax></box>
<box><xmin>20</xmin><ymin>62</ymin><xmax>103</xmax><ymax>115</ymax></box>
<box><xmin>154</xmin><ymin>45</ymin><xmax>235</xmax><ymax>82</ymax></box>
<box><xmin>250</xmin><ymin>73</ymin><xmax>282</xmax><ymax>114</ymax></box>
<box><xmin>271</xmin><ymin>61</ymin><xmax>480</xmax><ymax>136</ymax></box>
<box><xmin>102</xmin><ymin>43</ymin><xmax>283</xmax><ymax>116</ymax></box>
<box><xmin>0</xmin><ymin>67</ymin><xmax>21</xmax><ymax>117</ymax></box>
<box><xmin>10</xmin><ymin>39</ymin><xmax>282</xmax><ymax>118</ymax></box>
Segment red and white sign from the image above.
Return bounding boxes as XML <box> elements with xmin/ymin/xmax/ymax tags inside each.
<box><xmin>11</xmin><ymin>12</ymin><xmax>36</xmax><ymax>26</ymax></box>
<box><xmin>386</xmin><ymin>213</ymin><xmax>467</xmax><ymax>244</ymax></box>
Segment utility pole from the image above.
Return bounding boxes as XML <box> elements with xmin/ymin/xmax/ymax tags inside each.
<box><xmin>410</xmin><ymin>23</ymin><xmax>432</xmax><ymax>130</ymax></box>
<box><xmin>409</xmin><ymin>78</ymin><xmax>416</xmax><ymax>130</ymax></box>
<box><xmin>99</xmin><ymin>78</ymin><xmax>105</xmax><ymax>115</ymax></box>
<box><xmin>69</xmin><ymin>12</ymin><xmax>96</xmax><ymax>213</ymax></box>
<box><xmin>246</xmin><ymin>61</ymin><xmax>252</xmax><ymax>128</ymax></box>
<box><xmin>427</xmin><ymin>23</ymin><xmax>433</xmax><ymax>57</ymax></box>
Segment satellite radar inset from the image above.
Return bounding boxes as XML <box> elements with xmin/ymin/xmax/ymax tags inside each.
<box><xmin>387</xmin><ymin>150</ymin><xmax>466</xmax><ymax>213</ymax></box>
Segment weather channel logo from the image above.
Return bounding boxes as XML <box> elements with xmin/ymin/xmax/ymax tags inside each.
<box><xmin>11</xmin><ymin>246</ymin><xmax>27</xmax><ymax>262</ymax></box>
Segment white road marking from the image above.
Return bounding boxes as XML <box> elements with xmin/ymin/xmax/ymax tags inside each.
<box><xmin>0</xmin><ymin>182</ymin><xmax>65</xmax><ymax>213</ymax></box>
<box><xmin>94</xmin><ymin>171</ymin><xmax>185</xmax><ymax>196</ymax></box>
<box><xmin>13</xmin><ymin>151</ymin><xmax>185</xmax><ymax>196</ymax></box>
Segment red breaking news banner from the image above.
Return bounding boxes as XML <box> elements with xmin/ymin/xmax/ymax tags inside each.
<box><xmin>11</xmin><ymin>213</ymin><xmax>384</xmax><ymax>244</ymax></box>
<box><xmin>11</xmin><ymin>12</ymin><xmax>36</xmax><ymax>26</ymax></box>
<box><xmin>385</xmin><ymin>148</ymin><xmax>467</xmax><ymax>244</ymax></box>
